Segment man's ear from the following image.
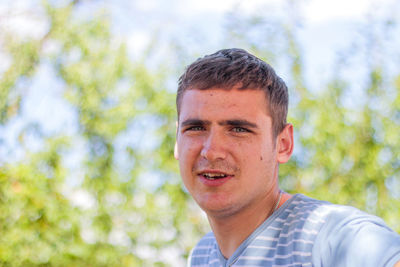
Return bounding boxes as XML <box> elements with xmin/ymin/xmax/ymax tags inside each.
<box><xmin>276</xmin><ymin>123</ymin><xmax>294</xmax><ymax>164</ymax></box>
<box><xmin>174</xmin><ymin>142</ymin><xmax>179</xmax><ymax>160</ymax></box>
<box><xmin>174</xmin><ymin>121</ymin><xmax>179</xmax><ymax>160</ymax></box>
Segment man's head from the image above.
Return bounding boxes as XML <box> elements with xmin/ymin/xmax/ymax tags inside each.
<box><xmin>176</xmin><ymin>48</ymin><xmax>288</xmax><ymax>137</ymax></box>
<box><xmin>174</xmin><ymin>48</ymin><xmax>294</xmax><ymax>219</ymax></box>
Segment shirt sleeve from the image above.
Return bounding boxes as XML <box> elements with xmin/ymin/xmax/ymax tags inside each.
<box><xmin>312</xmin><ymin>205</ymin><xmax>400</xmax><ymax>267</ymax></box>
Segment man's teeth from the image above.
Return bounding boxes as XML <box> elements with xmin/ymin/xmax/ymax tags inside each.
<box><xmin>202</xmin><ymin>173</ymin><xmax>228</xmax><ymax>180</ymax></box>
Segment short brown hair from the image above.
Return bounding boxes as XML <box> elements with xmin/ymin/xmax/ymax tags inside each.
<box><xmin>177</xmin><ymin>48</ymin><xmax>288</xmax><ymax>137</ymax></box>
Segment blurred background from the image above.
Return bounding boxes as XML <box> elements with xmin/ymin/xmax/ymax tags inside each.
<box><xmin>1</xmin><ymin>0</ymin><xmax>400</xmax><ymax>266</ymax></box>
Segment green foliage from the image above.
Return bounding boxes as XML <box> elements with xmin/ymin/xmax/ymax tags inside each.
<box><xmin>0</xmin><ymin>37</ymin><xmax>41</xmax><ymax>124</ymax></box>
<box><xmin>222</xmin><ymin>2</ymin><xmax>400</xmax><ymax>231</ymax></box>
<box><xmin>0</xmin><ymin>1</ymin><xmax>205</xmax><ymax>266</ymax></box>
<box><xmin>1</xmin><ymin>1</ymin><xmax>400</xmax><ymax>266</ymax></box>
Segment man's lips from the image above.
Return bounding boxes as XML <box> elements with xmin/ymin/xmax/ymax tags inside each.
<box><xmin>196</xmin><ymin>170</ymin><xmax>234</xmax><ymax>186</ymax></box>
<box><xmin>198</xmin><ymin>170</ymin><xmax>233</xmax><ymax>180</ymax></box>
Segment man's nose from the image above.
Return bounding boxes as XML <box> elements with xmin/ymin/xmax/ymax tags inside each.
<box><xmin>200</xmin><ymin>130</ymin><xmax>227</xmax><ymax>161</ymax></box>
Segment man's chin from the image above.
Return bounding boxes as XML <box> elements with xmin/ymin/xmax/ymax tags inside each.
<box><xmin>198</xmin><ymin>201</ymin><xmax>241</xmax><ymax>219</ymax></box>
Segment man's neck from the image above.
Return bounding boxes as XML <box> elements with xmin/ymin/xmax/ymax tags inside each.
<box><xmin>208</xmin><ymin>191</ymin><xmax>291</xmax><ymax>259</ymax></box>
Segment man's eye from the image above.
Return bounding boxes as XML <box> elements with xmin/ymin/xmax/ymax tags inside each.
<box><xmin>186</xmin><ymin>126</ymin><xmax>204</xmax><ymax>131</ymax></box>
<box><xmin>232</xmin><ymin>127</ymin><xmax>249</xmax><ymax>133</ymax></box>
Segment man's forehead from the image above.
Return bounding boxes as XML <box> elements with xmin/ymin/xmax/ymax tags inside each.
<box><xmin>179</xmin><ymin>88</ymin><xmax>269</xmax><ymax>114</ymax></box>
<box><xmin>178</xmin><ymin>94</ymin><xmax>271</xmax><ymax>131</ymax></box>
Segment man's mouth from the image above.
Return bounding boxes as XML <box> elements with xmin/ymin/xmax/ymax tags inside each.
<box><xmin>200</xmin><ymin>172</ymin><xmax>230</xmax><ymax>180</ymax></box>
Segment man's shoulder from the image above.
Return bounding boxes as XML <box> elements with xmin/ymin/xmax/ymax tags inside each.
<box><xmin>293</xmin><ymin>195</ymin><xmax>400</xmax><ymax>266</ymax></box>
<box><xmin>282</xmin><ymin>194</ymin><xmax>400</xmax><ymax>266</ymax></box>
<box><xmin>286</xmin><ymin>194</ymin><xmax>379</xmax><ymax>222</ymax></box>
<box><xmin>292</xmin><ymin>194</ymin><xmax>390</xmax><ymax>227</ymax></box>
<box><xmin>279</xmin><ymin>194</ymin><xmax>342</xmax><ymax>225</ymax></box>
<box><xmin>275</xmin><ymin>194</ymin><xmax>395</xmax><ymax>244</ymax></box>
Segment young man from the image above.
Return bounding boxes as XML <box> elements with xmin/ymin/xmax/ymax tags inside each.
<box><xmin>174</xmin><ymin>48</ymin><xmax>400</xmax><ymax>266</ymax></box>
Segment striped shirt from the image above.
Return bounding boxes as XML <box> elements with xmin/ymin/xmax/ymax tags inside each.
<box><xmin>189</xmin><ymin>194</ymin><xmax>400</xmax><ymax>267</ymax></box>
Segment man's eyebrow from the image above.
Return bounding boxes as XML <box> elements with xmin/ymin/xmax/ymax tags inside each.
<box><xmin>219</xmin><ymin>119</ymin><xmax>259</xmax><ymax>129</ymax></box>
<box><xmin>180</xmin><ymin>119</ymin><xmax>211</xmax><ymax>127</ymax></box>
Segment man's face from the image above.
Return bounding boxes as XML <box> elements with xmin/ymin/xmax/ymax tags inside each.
<box><xmin>175</xmin><ymin>87</ymin><xmax>291</xmax><ymax>218</ymax></box>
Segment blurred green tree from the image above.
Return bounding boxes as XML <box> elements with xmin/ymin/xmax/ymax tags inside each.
<box><xmin>222</xmin><ymin>1</ymin><xmax>400</xmax><ymax>231</ymax></box>
<box><xmin>0</xmin><ymin>1</ymin><xmax>206</xmax><ymax>266</ymax></box>
<box><xmin>1</xmin><ymin>0</ymin><xmax>400</xmax><ymax>266</ymax></box>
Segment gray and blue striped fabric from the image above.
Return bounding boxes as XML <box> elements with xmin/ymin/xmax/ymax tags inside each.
<box><xmin>189</xmin><ymin>194</ymin><xmax>400</xmax><ymax>267</ymax></box>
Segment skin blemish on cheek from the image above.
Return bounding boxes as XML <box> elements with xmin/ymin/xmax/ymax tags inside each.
<box><xmin>260</xmin><ymin>156</ymin><xmax>263</xmax><ymax>161</ymax></box>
